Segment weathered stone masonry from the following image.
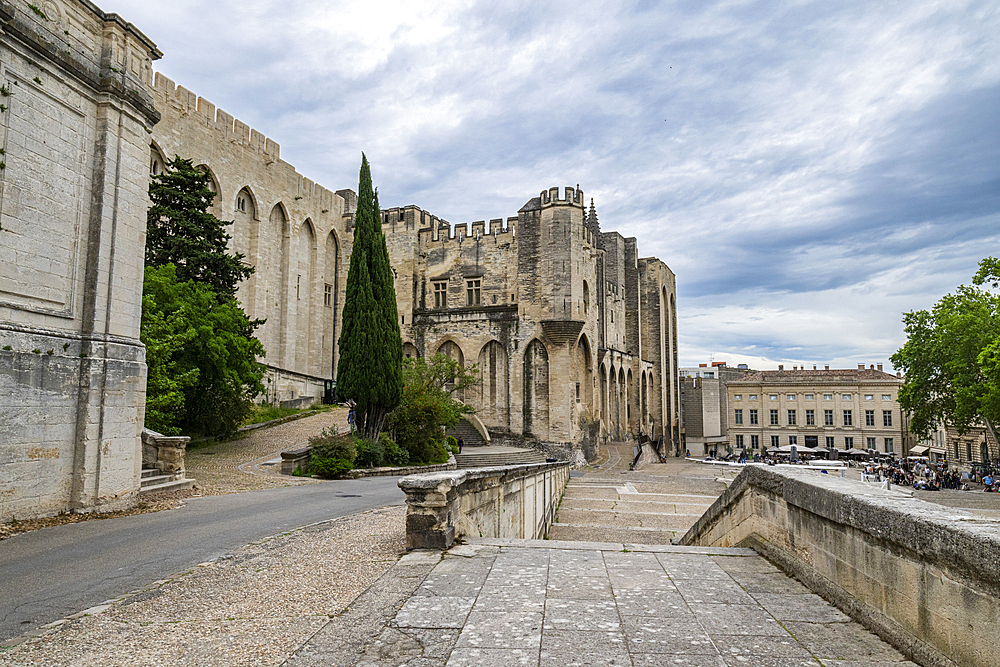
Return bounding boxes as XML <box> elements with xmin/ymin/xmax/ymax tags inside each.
<box><xmin>0</xmin><ymin>0</ymin><xmax>160</xmax><ymax>519</ymax></box>
<box><xmin>1</xmin><ymin>0</ymin><xmax>680</xmax><ymax>520</ymax></box>
<box><xmin>150</xmin><ymin>83</ymin><xmax>682</xmax><ymax>461</ymax></box>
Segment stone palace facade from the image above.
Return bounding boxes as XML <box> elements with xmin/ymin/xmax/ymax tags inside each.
<box><xmin>1</xmin><ymin>0</ymin><xmax>679</xmax><ymax>519</ymax></box>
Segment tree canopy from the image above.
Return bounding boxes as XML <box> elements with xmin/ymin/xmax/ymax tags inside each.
<box><xmin>336</xmin><ymin>154</ymin><xmax>403</xmax><ymax>439</ymax></box>
<box><xmin>891</xmin><ymin>257</ymin><xmax>1000</xmax><ymax>447</ymax></box>
<box><xmin>146</xmin><ymin>156</ymin><xmax>253</xmax><ymax>298</ymax></box>
<box><xmin>385</xmin><ymin>353</ymin><xmax>479</xmax><ymax>464</ymax></box>
<box><xmin>141</xmin><ymin>264</ymin><xmax>265</xmax><ymax>436</ymax></box>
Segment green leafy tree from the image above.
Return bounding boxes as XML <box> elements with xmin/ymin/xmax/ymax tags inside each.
<box><xmin>336</xmin><ymin>154</ymin><xmax>403</xmax><ymax>439</ymax></box>
<box><xmin>891</xmin><ymin>257</ymin><xmax>1000</xmax><ymax>448</ymax></box>
<box><xmin>146</xmin><ymin>156</ymin><xmax>253</xmax><ymax>298</ymax></box>
<box><xmin>141</xmin><ymin>264</ymin><xmax>266</xmax><ymax>436</ymax></box>
<box><xmin>386</xmin><ymin>353</ymin><xmax>480</xmax><ymax>464</ymax></box>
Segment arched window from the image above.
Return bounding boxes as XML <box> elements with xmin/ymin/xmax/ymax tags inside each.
<box><xmin>149</xmin><ymin>144</ymin><xmax>167</xmax><ymax>177</ymax></box>
<box><xmin>583</xmin><ymin>280</ymin><xmax>589</xmax><ymax>314</ymax></box>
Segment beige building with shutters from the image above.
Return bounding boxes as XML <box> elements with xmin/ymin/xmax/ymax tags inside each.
<box><xmin>724</xmin><ymin>364</ymin><xmax>908</xmax><ymax>457</ymax></box>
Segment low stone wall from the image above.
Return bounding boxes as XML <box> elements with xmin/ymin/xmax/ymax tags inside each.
<box><xmin>398</xmin><ymin>462</ymin><xmax>571</xmax><ymax>549</ymax></box>
<box><xmin>680</xmin><ymin>465</ymin><xmax>1000</xmax><ymax>667</ymax></box>
<box><xmin>279</xmin><ymin>446</ymin><xmax>456</xmax><ymax>477</ymax></box>
<box><xmin>141</xmin><ymin>429</ymin><xmax>190</xmax><ymax>478</ymax></box>
<box><xmin>279</xmin><ymin>396</ymin><xmax>316</xmax><ymax>411</ymax></box>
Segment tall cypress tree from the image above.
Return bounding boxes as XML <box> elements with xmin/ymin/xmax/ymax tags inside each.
<box><xmin>337</xmin><ymin>154</ymin><xmax>403</xmax><ymax>439</ymax></box>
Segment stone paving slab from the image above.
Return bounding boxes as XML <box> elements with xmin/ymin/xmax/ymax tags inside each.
<box><xmin>287</xmin><ymin>540</ymin><xmax>918</xmax><ymax>667</ymax></box>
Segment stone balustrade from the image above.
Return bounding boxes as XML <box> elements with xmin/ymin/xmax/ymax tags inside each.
<box><xmin>398</xmin><ymin>462</ymin><xmax>570</xmax><ymax>549</ymax></box>
<box><xmin>681</xmin><ymin>465</ymin><xmax>1000</xmax><ymax>667</ymax></box>
<box><xmin>141</xmin><ymin>429</ymin><xmax>190</xmax><ymax>478</ymax></box>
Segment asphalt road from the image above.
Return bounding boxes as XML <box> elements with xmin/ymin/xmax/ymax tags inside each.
<box><xmin>0</xmin><ymin>476</ymin><xmax>405</xmax><ymax>641</ymax></box>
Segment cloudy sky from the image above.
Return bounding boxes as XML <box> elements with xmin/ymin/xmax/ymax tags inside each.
<box><xmin>107</xmin><ymin>0</ymin><xmax>999</xmax><ymax>371</ymax></box>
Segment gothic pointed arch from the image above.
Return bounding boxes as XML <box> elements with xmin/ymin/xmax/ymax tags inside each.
<box><xmin>626</xmin><ymin>368</ymin><xmax>634</xmax><ymax>430</ymax></box>
<box><xmin>403</xmin><ymin>342</ymin><xmax>419</xmax><ymax>359</ymax></box>
<box><xmin>295</xmin><ymin>219</ymin><xmax>317</xmax><ymax>374</ymax></box>
<box><xmin>478</xmin><ymin>340</ymin><xmax>509</xmax><ymax>426</ymax></box>
<box><xmin>194</xmin><ymin>164</ymin><xmax>222</xmax><ymax>216</ymax></box>
<box><xmin>523</xmin><ymin>339</ymin><xmax>549</xmax><ymax>439</ymax></box>
<box><xmin>263</xmin><ymin>202</ymin><xmax>290</xmax><ymax>366</ymax></box>
<box><xmin>325</xmin><ymin>230</ymin><xmax>341</xmax><ymax>377</ymax></box>
<box><xmin>149</xmin><ymin>141</ymin><xmax>168</xmax><ymax>177</ymax></box>
<box><xmin>436</xmin><ymin>339</ymin><xmax>465</xmax><ymax>367</ymax></box>
<box><xmin>574</xmin><ymin>333</ymin><xmax>594</xmax><ymax>413</ymax></box>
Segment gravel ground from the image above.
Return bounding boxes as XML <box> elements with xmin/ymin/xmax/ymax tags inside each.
<box><xmin>0</xmin><ymin>505</ymin><xmax>407</xmax><ymax>667</ymax></box>
<box><xmin>185</xmin><ymin>407</ymin><xmax>350</xmax><ymax>495</ymax></box>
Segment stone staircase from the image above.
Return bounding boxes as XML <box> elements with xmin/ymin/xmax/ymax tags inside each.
<box><xmin>139</xmin><ymin>468</ymin><xmax>195</xmax><ymax>494</ymax></box>
<box><xmin>454</xmin><ymin>445</ymin><xmax>549</xmax><ymax>469</ymax></box>
<box><xmin>446</xmin><ymin>417</ymin><xmax>486</xmax><ymax>447</ymax></box>
<box><xmin>547</xmin><ymin>442</ymin><xmax>723</xmax><ymax>544</ymax></box>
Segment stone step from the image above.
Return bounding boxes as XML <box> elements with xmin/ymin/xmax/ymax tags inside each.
<box><xmin>138</xmin><ymin>477</ymin><xmax>195</xmax><ymax>494</ymax></box>
<box><xmin>140</xmin><ymin>468</ymin><xmax>160</xmax><ymax>479</ymax></box>
<box><xmin>555</xmin><ymin>508</ymin><xmax>705</xmax><ymax>531</ymax></box>
<box><xmin>140</xmin><ymin>473</ymin><xmax>177</xmax><ymax>488</ymax></box>
<box><xmin>446</xmin><ymin>418</ymin><xmax>486</xmax><ymax>447</ymax></box>
<box><xmin>454</xmin><ymin>452</ymin><xmax>548</xmax><ymax>468</ymax></box>
<box><xmin>547</xmin><ymin>523</ymin><xmax>680</xmax><ymax>544</ymax></box>
<box><xmin>559</xmin><ymin>498</ymin><xmax>715</xmax><ymax>513</ymax></box>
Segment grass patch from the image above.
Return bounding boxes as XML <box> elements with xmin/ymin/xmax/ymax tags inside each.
<box><xmin>241</xmin><ymin>402</ymin><xmax>332</xmax><ymax>427</ymax></box>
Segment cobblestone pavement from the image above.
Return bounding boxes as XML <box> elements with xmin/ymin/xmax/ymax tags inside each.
<box><xmin>0</xmin><ymin>506</ymin><xmax>407</xmax><ymax>667</ymax></box>
<box><xmin>185</xmin><ymin>407</ymin><xmax>350</xmax><ymax>495</ymax></box>
<box><xmin>285</xmin><ymin>539</ymin><xmax>918</xmax><ymax>667</ymax></box>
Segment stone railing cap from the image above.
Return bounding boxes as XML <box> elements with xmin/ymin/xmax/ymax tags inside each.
<box><xmin>398</xmin><ymin>461</ymin><xmax>568</xmax><ymax>491</ymax></box>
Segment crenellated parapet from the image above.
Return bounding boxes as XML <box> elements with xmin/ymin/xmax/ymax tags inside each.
<box><xmin>409</xmin><ymin>213</ymin><xmax>518</xmax><ymax>247</ymax></box>
<box><xmin>150</xmin><ymin>72</ymin><xmax>343</xmax><ymax>215</ymax></box>
<box><xmin>538</xmin><ymin>185</ymin><xmax>585</xmax><ymax>208</ymax></box>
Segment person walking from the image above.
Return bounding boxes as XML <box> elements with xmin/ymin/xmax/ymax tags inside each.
<box><xmin>457</xmin><ymin>437</ymin><xmax>464</xmax><ymax>454</ymax></box>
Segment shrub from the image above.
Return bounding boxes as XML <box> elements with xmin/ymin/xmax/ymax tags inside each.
<box><xmin>308</xmin><ymin>428</ymin><xmax>356</xmax><ymax>478</ymax></box>
<box><xmin>380</xmin><ymin>433</ymin><xmax>409</xmax><ymax>466</ymax></box>
<box><xmin>405</xmin><ymin>438</ymin><xmax>449</xmax><ymax>466</ymax></box>
<box><xmin>310</xmin><ymin>456</ymin><xmax>353</xmax><ymax>478</ymax></box>
<box><xmin>354</xmin><ymin>437</ymin><xmax>384</xmax><ymax>468</ymax></box>
<box><xmin>386</xmin><ymin>354</ymin><xmax>479</xmax><ymax>464</ymax></box>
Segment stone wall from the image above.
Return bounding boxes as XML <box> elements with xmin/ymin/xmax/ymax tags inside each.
<box><xmin>681</xmin><ymin>465</ymin><xmax>1000</xmax><ymax>667</ymax></box>
<box><xmin>0</xmin><ymin>0</ymin><xmax>159</xmax><ymax>519</ymax></box>
<box><xmin>398</xmin><ymin>462</ymin><xmax>570</xmax><ymax>549</ymax></box>
<box><xmin>148</xmin><ymin>73</ymin><xmax>353</xmax><ymax>403</ymax></box>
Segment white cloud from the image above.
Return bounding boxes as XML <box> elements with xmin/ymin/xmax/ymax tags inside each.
<box><xmin>104</xmin><ymin>0</ymin><xmax>1000</xmax><ymax>371</ymax></box>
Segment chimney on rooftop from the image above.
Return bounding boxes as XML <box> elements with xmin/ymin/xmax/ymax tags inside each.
<box><xmin>877</xmin><ymin>364</ymin><xmax>883</xmax><ymax>372</ymax></box>
<box><xmin>813</xmin><ymin>365</ymin><xmax>817</xmax><ymax>370</ymax></box>
<box><xmin>825</xmin><ymin>365</ymin><xmax>830</xmax><ymax>370</ymax></box>
<box><xmin>858</xmin><ymin>364</ymin><xmax>865</xmax><ymax>370</ymax></box>
<box><xmin>870</xmin><ymin>364</ymin><xmax>875</xmax><ymax>370</ymax></box>
<box><xmin>778</xmin><ymin>364</ymin><xmax>784</xmax><ymax>371</ymax></box>
<box><xmin>897</xmin><ymin>372</ymin><xmax>901</xmax><ymax>378</ymax></box>
<box><xmin>699</xmin><ymin>363</ymin><xmax>707</xmax><ymax>367</ymax></box>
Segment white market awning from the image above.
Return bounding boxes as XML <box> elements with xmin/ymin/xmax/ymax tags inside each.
<box><xmin>909</xmin><ymin>445</ymin><xmax>929</xmax><ymax>455</ymax></box>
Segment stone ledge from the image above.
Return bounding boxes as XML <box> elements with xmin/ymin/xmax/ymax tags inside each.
<box><xmin>682</xmin><ymin>464</ymin><xmax>1000</xmax><ymax>667</ymax></box>
<box><xmin>399</xmin><ymin>462</ymin><xmax>571</xmax><ymax>550</ymax></box>
<box><xmin>684</xmin><ymin>465</ymin><xmax>1000</xmax><ymax>589</ymax></box>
